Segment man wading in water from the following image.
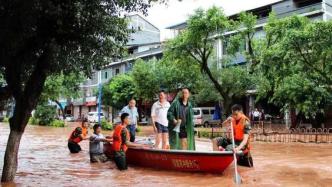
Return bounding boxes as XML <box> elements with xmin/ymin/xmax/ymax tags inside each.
<box><xmin>212</xmin><ymin>104</ymin><xmax>253</xmax><ymax>167</ymax></box>
<box><xmin>167</xmin><ymin>88</ymin><xmax>195</xmax><ymax>150</ymax></box>
<box><xmin>89</xmin><ymin>124</ymin><xmax>113</xmax><ymax>163</ymax></box>
<box><xmin>113</xmin><ymin>113</ymin><xmax>149</xmax><ymax>170</ymax></box>
<box><xmin>67</xmin><ymin>119</ymin><xmax>89</xmax><ymax>153</ymax></box>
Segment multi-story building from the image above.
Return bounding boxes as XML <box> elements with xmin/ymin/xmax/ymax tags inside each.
<box><xmin>68</xmin><ymin>14</ymin><xmax>162</xmax><ymax>121</ymax></box>
<box><xmin>166</xmin><ymin>0</ymin><xmax>332</xmax><ymax>122</ymax></box>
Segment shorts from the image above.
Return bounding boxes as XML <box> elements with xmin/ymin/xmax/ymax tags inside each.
<box><xmin>179</xmin><ymin>127</ymin><xmax>187</xmax><ymax>139</ymax></box>
<box><xmin>114</xmin><ymin>151</ymin><xmax>128</xmax><ymax>170</ymax></box>
<box><xmin>155</xmin><ymin>122</ymin><xmax>168</xmax><ymax>133</ymax></box>
<box><xmin>68</xmin><ymin>141</ymin><xmax>81</xmax><ymax>153</ymax></box>
<box><xmin>90</xmin><ymin>153</ymin><xmax>109</xmax><ymax>163</ymax></box>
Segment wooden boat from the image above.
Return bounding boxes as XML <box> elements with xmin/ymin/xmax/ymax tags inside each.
<box><xmin>104</xmin><ymin>143</ymin><xmax>234</xmax><ymax>173</ymax></box>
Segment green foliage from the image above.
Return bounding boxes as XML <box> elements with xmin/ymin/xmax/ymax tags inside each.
<box><xmin>136</xmin><ymin>126</ymin><xmax>142</xmax><ymax>133</ymax></box>
<box><xmin>28</xmin><ymin>117</ymin><xmax>39</xmax><ymax>125</ymax></box>
<box><xmin>50</xmin><ymin>120</ymin><xmax>65</xmax><ymax>127</ymax></box>
<box><xmin>3</xmin><ymin>117</ymin><xmax>9</xmax><ymax>123</ymax></box>
<box><xmin>34</xmin><ymin>104</ymin><xmax>57</xmax><ymax>125</ymax></box>
<box><xmin>131</xmin><ymin>58</ymin><xmax>202</xmax><ymax>102</ymax></box>
<box><xmin>41</xmin><ymin>73</ymin><xmax>84</xmax><ymax>102</ymax></box>
<box><xmin>104</xmin><ymin>73</ymin><xmax>136</xmax><ymax>109</ymax></box>
<box><xmin>256</xmin><ymin>16</ymin><xmax>332</xmax><ymax>117</ymax></box>
<box><xmin>101</xmin><ymin>119</ymin><xmax>113</xmax><ymax>130</ymax></box>
<box><xmin>165</xmin><ymin>7</ymin><xmax>256</xmax><ymax>113</ymax></box>
<box><xmin>198</xmin><ymin>131</ymin><xmax>210</xmax><ymax>138</ymax></box>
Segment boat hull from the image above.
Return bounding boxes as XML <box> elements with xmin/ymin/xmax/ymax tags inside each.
<box><xmin>104</xmin><ymin>143</ymin><xmax>233</xmax><ymax>173</ymax></box>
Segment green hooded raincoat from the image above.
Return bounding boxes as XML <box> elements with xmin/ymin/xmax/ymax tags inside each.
<box><xmin>167</xmin><ymin>98</ymin><xmax>195</xmax><ymax>150</ymax></box>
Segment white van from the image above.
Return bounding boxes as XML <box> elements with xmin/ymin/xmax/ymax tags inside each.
<box><xmin>193</xmin><ymin>107</ymin><xmax>221</xmax><ymax>127</ymax></box>
<box><xmin>87</xmin><ymin>112</ymin><xmax>105</xmax><ymax>123</ymax></box>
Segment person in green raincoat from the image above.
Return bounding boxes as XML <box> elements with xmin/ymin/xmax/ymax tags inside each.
<box><xmin>167</xmin><ymin>88</ymin><xmax>195</xmax><ymax>150</ymax></box>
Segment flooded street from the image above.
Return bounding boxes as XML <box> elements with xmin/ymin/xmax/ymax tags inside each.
<box><xmin>0</xmin><ymin>123</ymin><xmax>332</xmax><ymax>187</ymax></box>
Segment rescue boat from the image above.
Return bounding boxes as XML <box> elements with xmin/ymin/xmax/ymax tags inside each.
<box><xmin>104</xmin><ymin>143</ymin><xmax>234</xmax><ymax>173</ymax></box>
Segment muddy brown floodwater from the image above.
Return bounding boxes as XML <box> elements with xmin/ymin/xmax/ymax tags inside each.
<box><xmin>0</xmin><ymin>123</ymin><xmax>332</xmax><ymax>187</ymax></box>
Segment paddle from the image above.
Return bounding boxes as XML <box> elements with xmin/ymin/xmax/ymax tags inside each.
<box><xmin>230</xmin><ymin>121</ymin><xmax>242</xmax><ymax>185</ymax></box>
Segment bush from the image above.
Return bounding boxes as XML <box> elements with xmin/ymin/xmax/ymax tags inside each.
<box><xmin>50</xmin><ymin>120</ymin><xmax>65</xmax><ymax>127</ymax></box>
<box><xmin>3</xmin><ymin>117</ymin><xmax>9</xmax><ymax>123</ymax></box>
<box><xmin>198</xmin><ymin>131</ymin><xmax>211</xmax><ymax>138</ymax></box>
<box><xmin>34</xmin><ymin>104</ymin><xmax>57</xmax><ymax>125</ymax></box>
<box><xmin>28</xmin><ymin>117</ymin><xmax>39</xmax><ymax>125</ymax></box>
<box><xmin>101</xmin><ymin>119</ymin><xmax>113</xmax><ymax>130</ymax></box>
<box><xmin>136</xmin><ymin>126</ymin><xmax>142</xmax><ymax>133</ymax></box>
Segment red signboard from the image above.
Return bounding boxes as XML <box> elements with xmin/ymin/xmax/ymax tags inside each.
<box><xmin>85</xmin><ymin>101</ymin><xmax>97</xmax><ymax>106</ymax></box>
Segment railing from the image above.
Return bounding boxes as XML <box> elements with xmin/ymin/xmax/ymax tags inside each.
<box><xmin>196</xmin><ymin>122</ymin><xmax>332</xmax><ymax>144</ymax></box>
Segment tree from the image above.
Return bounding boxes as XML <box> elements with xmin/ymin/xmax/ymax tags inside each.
<box><xmin>131</xmin><ymin>58</ymin><xmax>202</xmax><ymax>102</ymax></box>
<box><xmin>0</xmin><ymin>0</ymin><xmax>155</xmax><ymax>182</ymax></box>
<box><xmin>256</xmin><ymin>16</ymin><xmax>332</xmax><ymax>127</ymax></box>
<box><xmin>104</xmin><ymin>73</ymin><xmax>136</xmax><ymax>110</ymax></box>
<box><xmin>41</xmin><ymin>73</ymin><xmax>84</xmax><ymax>119</ymax></box>
<box><xmin>165</xmin><ymin>7</ymin><xmax>255</xmax><ymax>114</ymax></box>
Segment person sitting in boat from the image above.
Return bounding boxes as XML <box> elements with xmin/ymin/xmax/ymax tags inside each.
<box><xmin>113</xmin><ymin>113</ymin><xmax>149</xmax><ymax>170</ymax></box>
<box><xmin>67</xmin><ymin>120</ymin><xmax>89</xmax><ymax>153</ymax></box>
<box><xmin>89</xmin><ymin>124</ymin><xmax>112</xmax><ymax>163</ymax></box>
<box><xmin>151</xmin><ymin>90</ymin><xmax>171</xmax><ymax>149</ymax></box>
<box><xmin>212</xmin><ymin>104</ymin><xmax>253</xmax><ymax>167</ymax></box>
<box><xmin>167</xmin><ymin>88</ymin><xmax>195</xmax><ymax>150</ymax></box>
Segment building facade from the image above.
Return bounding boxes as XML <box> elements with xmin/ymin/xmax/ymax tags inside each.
<box><xmin>68</xmin><ymin>14</ymin><xmax>162</xmax><ymax>121</ymax></box>
<box><xmin>166</xmin><ymin>0</ymin><xmax>332</xmax><ymax>121</ymax></box>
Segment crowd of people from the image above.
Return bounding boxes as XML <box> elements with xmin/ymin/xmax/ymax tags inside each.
<box><xmin>67</xmin><ymin>88</ymin><xmax>253</xmax><ymax>170</ymax></box>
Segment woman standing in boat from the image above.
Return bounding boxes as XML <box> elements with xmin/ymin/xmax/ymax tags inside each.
<box><xmin>167</xmin><ymin>88</ymin><xmax>195</xmax><ymax>150</ymax></box>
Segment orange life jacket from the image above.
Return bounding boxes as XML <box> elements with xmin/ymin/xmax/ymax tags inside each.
<box><xmin>112</xmin><ymin>124</ymin><xmax>130</xmax><ymax>152</ymax></box>
<box><xmin>68</xmin><ymin>130</ymin><xmax>82</xmax><ymax>143</ymax></box>
<box><xmin>232</xmin><ymin>114</ymin><xmax>251</xmax><ymax>154</ymax></box>
<box><xmin>82</xmin><ymin>127</ymin><xmax>88</xmax><ymax>138</ymax></box>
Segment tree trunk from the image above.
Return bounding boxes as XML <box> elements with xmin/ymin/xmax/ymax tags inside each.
<box><xmin>1</xmin><ymin>130</ymin><xmax>23</xmax><ymax>182</ymax></box>
<box><xmin>1</xmin><ymin>98</ymin><xmax>31</xmax><ymax>182</ymax></box>
<box><xmin>53</xmin><ymin>100</ymin><xmax>65</xmax><ymax>120</ymax></box>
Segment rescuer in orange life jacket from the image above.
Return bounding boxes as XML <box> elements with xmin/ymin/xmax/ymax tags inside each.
<box><xmin>112</xmin><ymin>113</ymin><xmax>150</xmax><ymax>170</ymax></box>
<box><xmin>68</xmin><ymin>119</ymin><xmax>89</xmax><ymax>153</ymax></box>
<box><xmin>212</xmin><ymin>104</ymin><xmax>253</xmax><ymax>167</ymax></box>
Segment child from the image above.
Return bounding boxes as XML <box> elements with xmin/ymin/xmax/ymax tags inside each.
<box><xmin>89</xmin><ymin>124</ymin><xmax>112</xmax><ymax>163</ymax></box>
<box><xmin>113</xmin><ymin>113</ymin><xmax>148</xmax><ymax>170</ymax></box>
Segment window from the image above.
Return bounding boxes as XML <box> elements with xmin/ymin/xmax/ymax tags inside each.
<box><xmin>104</xmin><ymin>72</ymin><xmax>108</xmax><ymax>79</ymax></box>
<box><xmin>115</xmin><ymin>68</ymin><xmax>120</xmax><ymax>75</ymax></box>
<box><xmin>210</xmin><ymin>110</ymin><xmax>215</xmax><ymax>115</ymax></box>
<box><xmin>193</xmin><ymin>110</ymin><xmax>200</xmax><ymax>115</ymax></box>
<box><xmin>202</xmin><ymin>110</ymin><xmax>209</xmax><ymax>115</ymax></box>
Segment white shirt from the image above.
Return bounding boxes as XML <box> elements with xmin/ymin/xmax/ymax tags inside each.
<box><xmin>120</xmin><ymin>105</ymin><xmax>139</xmax><ymax>125</ymax></box>
<box><xmin>151</xmin><ymin>101</ymin><xmax>170</xmax><ymax>127</ymax></box>
<box><xmin>253</xmin><ymin>111</ymin><xmax>261</xmax><ymax>117</ymax></box>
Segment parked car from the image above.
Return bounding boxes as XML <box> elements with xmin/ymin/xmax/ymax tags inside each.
<box><xmin>193</xmin><ymin>107</ymin><xmax>221</xmax><ymax>127</ymax></box>
<box><xmin>87</xmin><ymin>112</ymin><xmax>105</xmax><ymax>123</ymax></box>
<box><xmin>65</xmin><ymin>114</ymin><xmax>75</xmax><ymax>122</ymax></box>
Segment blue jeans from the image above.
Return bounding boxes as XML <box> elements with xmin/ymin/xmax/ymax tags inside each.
<box><xmin>127</xmin><ymin>124</ymin><xmax>136</xmax><ymax>142</ymax></box>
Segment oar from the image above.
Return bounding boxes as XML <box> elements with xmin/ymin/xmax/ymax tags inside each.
<box><xmin>230</xmin><ymin>121</ymin><xmax>242</xmax><ymax>185</ymax></box>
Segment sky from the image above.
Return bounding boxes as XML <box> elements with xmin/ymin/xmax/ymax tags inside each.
<box><xmin>141</xmin><ymin>0</ymin><xmax>280</xmax><ymax>40</ymax></box>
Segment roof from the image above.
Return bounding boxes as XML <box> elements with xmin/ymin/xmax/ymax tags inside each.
<box><xmin>128</xmin><ymin>14</ymin><xmax>160</xmax><ymax>31</ymax></box>
<box><xmin>165</xmin><ymin>0</ymin><xmax>283</xmax><ymax>29</ymax></box>
<box><xmin>126</xmin><ymin>41</ymin><xmax>162</xmax><ymax>48</ymax></box>
<box><xmin>165</xmin><ymin>22</ymin><xmax>187</xmax><ymax>29</ymax></box>
<box><xmin>105</xmin><ymin>46</ymin><xmax>163</xmax><ymax>67</ymax></box>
